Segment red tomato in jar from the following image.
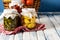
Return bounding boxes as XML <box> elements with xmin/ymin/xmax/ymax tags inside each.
<box><xmin>26</xmin><ymin>0</ymin><xmax>34</xmax><ymax>5</ymax></box>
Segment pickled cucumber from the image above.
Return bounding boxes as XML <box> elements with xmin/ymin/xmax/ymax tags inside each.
<box><xmin>4</xmin><ymin>15</ymin><xmax>20</xmax><ymax>31</ymax></box>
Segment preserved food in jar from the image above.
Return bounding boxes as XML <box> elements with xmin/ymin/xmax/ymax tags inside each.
<box><xmin>3</xmin><ymin>9</ymin><xmax>21</xmax><ymax>31</ymax></box>
<box><xmin>21</xmin><ymin>8</ymin><xmax>37</xmax><ymax>29</ymax></box>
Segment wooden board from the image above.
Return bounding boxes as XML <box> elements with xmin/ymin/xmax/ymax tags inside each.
<box><xmin>0</xmin><ymin>15</ymin><xmax>60</xmax><ymax>40</ymax></box>
<box><xmin>39</xmin><ymin>15</ymin><xmax>60</xmax><ymax>40</ymax></box>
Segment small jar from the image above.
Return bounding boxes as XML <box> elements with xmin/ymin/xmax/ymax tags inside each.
<box><xmin>3</xmin><ymin>9</ymin><xmax>20</xmax><ymax>31</ymax></box>
<box><xmin>9</xmin><ymin>1</ymin><xmax>23</xmax><ymax>13</ymax></box>
<box><xmin>21</xmin><ymin>8</ymin><xmax>37</xmax><ymax>29</ymax></box>
<box><xmin>2</xmin><ymin>0</ymin><xmax>11</xmax><ymax>9</ymax></box>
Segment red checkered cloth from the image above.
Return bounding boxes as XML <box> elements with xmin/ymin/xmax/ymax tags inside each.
<box><xmin>0</xmin><ymin>23</ymin><xmax>46</xmax><ymax>35</ymax></box>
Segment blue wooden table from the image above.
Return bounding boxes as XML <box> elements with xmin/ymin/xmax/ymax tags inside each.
<box><xmin>0</xmin><ymin>12</ymin><xmax>60</xmax><ymax>40</ymax></box>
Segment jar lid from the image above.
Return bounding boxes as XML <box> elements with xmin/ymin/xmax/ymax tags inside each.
<box><xmin>3</xmin><ymin>9</ymin><xmax>18</xmax><ymax>14</ymax></box>
<box><xmin>22</xmin><ymin>8</ymin><xmax>29</xmax><ymax>12</ymax></box>
<box><xmin>22</xmin><ymin>8</ymin><xmax>37</xmax><ymax>17</ymax></box>
<box><xmin>27</xmin><ymin>8</ymin><xmax>36</xmax><ymax>12</ymax></box>
<box><xmin>21</xmin><ymin>8</ymin><xmax>33</xmax><ymax>18</ymax></box>
<box><xmin>3</xmin><ymin>9</ymin><xmax>19</xmax><ymax>19</ymax></box>
<box><xmin>27</xmin><ymin>8</ymin><xmax>37</xmax><ymax>17</ymax></box>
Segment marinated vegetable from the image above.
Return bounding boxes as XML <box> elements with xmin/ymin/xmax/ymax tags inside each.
<box><xmin>3</xmin><ymin>9</ymin><xmax>21</xmax><ymax>31</ymax></box>
<box><xmin>4</xmin><ymin>15</ymin><xmax>20</xmax><ymax>31</ymax></box>
<box><xmin>21</xmin><ymin>8</ymin><xmax>37</xmax><ymax>29</ymax></box>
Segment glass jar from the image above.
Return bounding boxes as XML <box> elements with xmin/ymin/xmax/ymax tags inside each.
<box><xmin>21</xmin><ymin>8</ymin><xmax>37</xmax><ymax>29</ymax></box>
<box><xmin>2</xmin><ymin>0</ymin><xmax>11</xmax><ymax>9</ymax></box>
<box><xmin>9</xmin><ymin>1</ymin><xmax>23</xmax><ymax>13</ymax></box>
<box><xmin>3</xmin><ymin>9</ymin><xmax>20</xmax><ymax>31</ymax></box>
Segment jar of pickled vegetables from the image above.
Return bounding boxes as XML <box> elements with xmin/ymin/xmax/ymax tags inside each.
<box><xmin>3</xmin><ymin>9</ymin><xmax>20</xmax><ymax>31</ymax></box>
<box><xmin>21</xmin><ymin>8</ymin><xmax>37</xmax><ymax>29</ymax></box>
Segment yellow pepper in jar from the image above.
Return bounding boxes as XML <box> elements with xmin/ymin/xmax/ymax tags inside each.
<box><xmin>21</xmin><ymin>8</ymin><xmax>37</xmax><ymax>29</ymax></box>
<box><xmin>27</xmin><ymin>23</ymin><xmax>36</xmax><ymax>29</ymax></box>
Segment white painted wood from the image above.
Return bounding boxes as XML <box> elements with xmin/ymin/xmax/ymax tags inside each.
<box><xmin>5</xmin><ymin>35</ymin><xmax>10</xmax><ymax>40</ymax></box>
<box><xmin>49</xmin><ymin>16</ymin><xmax>60</xmax><ymax>36</ymax></box>
<box><xmin>54</xmin><ymin>15</ymin><xmax>60</xmax><ymax>24</ymax></box>
<box><xmin>29</xmin><ymin>31</ymin><xmax>37</xmax><ymax>40</ymax></box>
<box><xmin>37</xmin><ymin>30</ymin><xmax>45</xmax><ymax>40</ymax></box>
<box><xmin>23</xmin><ymin>32</ymin><xmax>30</xmax><ymax>40</ymax></box>
<box><xmin>0</xmin><ymin>33</ymin><xmax>6</xmax><ymax>40</ymax></box>
<box><xmin>40</xmin><ymin>15</ymin><xmax>53</xmax><ymax>29</ymax></box>
<box><xmin>44</xmin><ymin>29</ymin><xmax>60</xmax><ymax>40</ymax></box>
<box><xmin>9</xmin><ymin>35</ymin><xmax>14</xmax><ymax>40</ymax></box>
<box><xmin>14</xmin><ymin>33</ymin><xmax>23</xmax><ymax>40</ymax></box>
<box><xmin>39</xmin><ymin>15</ymin><xmax>60</xmax><ymax>40</ymax></box>
<box><xmin>0</xmin><ymin>33</ymin><xmax>11</xmax><ymax>40</ymax></box>
<box><xmin>0</xmin><ymin>15</ymin><xmax>60</xmax><ymax>40</ymax></box>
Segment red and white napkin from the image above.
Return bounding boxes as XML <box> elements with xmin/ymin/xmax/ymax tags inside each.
<box><xmin>0</xmin><ymin>23</ymin><xmax>46</xmax><ymax>35</ymax></box>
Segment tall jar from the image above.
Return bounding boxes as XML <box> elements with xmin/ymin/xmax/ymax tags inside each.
<box><xmin>3</xmin><ymin>9</ymin><xmax>20</xmax><ymax>31</ymax></box>
<box><xmin>21</xmin><ymin>8</ymin><xmax>37</xmax><ymax>29</ymax></box>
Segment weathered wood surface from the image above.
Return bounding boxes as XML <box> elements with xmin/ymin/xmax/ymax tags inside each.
<box><xmin>0</xmin><ymin>15</ymin><xmax>60</xmax><ymax>40</ymax></box>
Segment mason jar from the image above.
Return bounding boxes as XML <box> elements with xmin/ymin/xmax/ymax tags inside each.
<box><xmin>21</xmin><ymin>8</ymin><xmax>37</xmax><ymax>29</ymax></box>
<box><xmin>3</xmin><ymin>9</ymin><xmax>20</xmax><ymax>31</ymax></box>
